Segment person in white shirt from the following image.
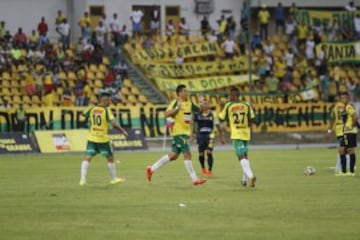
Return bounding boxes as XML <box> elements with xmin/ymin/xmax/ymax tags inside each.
<box><xmin>95</xmin><ymin>21</ymin><xmax>106</xmax><ymax>47</ymax></box>
<box><xmin>345</xmin><ymin>1</ymin><xmax>357</xmax><ymax>11</ymax></box>
<box><xmin>166</xmin><ymin>19</ymin><xmax>175</xmax><ymax>37</ymax></box>
<box><xmin>221</xmin><ymin>36</ymin><xmax>238</xmax><ymax>59</ymax></box>
<box><xmin>285</xmin><ymin>17</ymin><xmax>297</xmax><ymax>41</ymax></box>
<box><xmin>354</xmin><ymin>14</ymin><xmax>360</xmax><ymax>39</ymax></box>
<box><xmin>305</xmin><ymin>36</ymin><xmax>315</xmax><ymax>61</ymax></box>
<box><xmin>175</xmin><ymin>52</ymin><xmax>184</xmax><ymax>65</ymax></box>
<box><xmin>179</xmin><ymin>17</ymin><xmax>190</xmax><ymax>36</ymax></box>
<box><xmin>131</xmin><ymin>8</ymin><xmax>144</xmax><ymax>37</ymax></box>
<box><xmin>285</xmin><ymin>48</ymin><xmax>294</xmax><ymax>71</ymax></box>
<box><xmin>150</xmin><ymin>8</ymin><xmax>160</xmax><ymax>35</ymax></box>
<box><xmin>109</xmin><ymin>13</ymin><xmax>120</xmax><ymax>46</ymax></box>
<box><xmin>262</xmin><ymin>39</ymin><xmax>274</xmax><ymax>55</ymax></box>
<box><xmin>57</xmin><ymin>18</ymin><xmax>70</xmax><ymax>49</ymax></box>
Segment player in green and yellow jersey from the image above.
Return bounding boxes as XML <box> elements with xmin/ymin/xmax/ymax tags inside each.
<box><xmin>219</xmin><ymin>87</ymin><xmax>257</xmax><ymax>187</ymax></box>
<box><xmin>328</xmin><ymin>92</ymin><xmax>357</xmax><ymax>176</ymax></box>
<box><xmin>146</xmin><ymin>84</ymin><xmax>207</xmax><ymax>186</ymax></box>
<box><xmin>79</xmin><ymin>92</ymin><xmax>128</xmax><ymax>186</ymax></box>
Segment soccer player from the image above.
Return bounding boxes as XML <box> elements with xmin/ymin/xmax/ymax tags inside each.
<box><xmin>328</xmin><ymin>92</ymin><xmax>357</xmax><ymax>176</ymax></box>
<box><xmin>146</xmin><ymin>84</ymin><xmax>207</xmax><ymax>186</ymax></box>
<box><xmin>219</xmin><ymin>87</ymin><xmax>256</xmax><ymax>187</ymax></box>
<box><xmin>79</xmin><ymin>92</ymin><xmax>128</xmax><ymax>186</ymax></box>
<box><xmin>193</xmin><ymin>99</ymin><xmax>225</xmax><ymax>176</ymax></box>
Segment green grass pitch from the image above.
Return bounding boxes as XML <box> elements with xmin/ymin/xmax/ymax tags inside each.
<box><xmin>0</xmin><ymin>148</ymin><xmax>359</xmax><ymax>240</ymax></box>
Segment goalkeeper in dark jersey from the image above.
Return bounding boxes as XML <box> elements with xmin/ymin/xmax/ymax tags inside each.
<box><xmin>193</xmin><ymin>99</ymin><xmax>225</xmax><ymax>176</ymax></box>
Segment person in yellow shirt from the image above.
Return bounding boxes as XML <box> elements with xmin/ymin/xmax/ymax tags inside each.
<box><xmin>297</xmin><ymin>21</ymin><xmax>308</xmax><ymax>47</ymax></box>
<box><xmin>79</xmin><ymin>91</ymin><xmax>128</xmax><ymax>186</ymax></box>
<box><xmin>55</xmin><ymin>10</ymin><xmax>65</xmax><ymax>28</ymax></box>
<box><xmin>78</xmin><ymin>11</ymin><xmax>90</xmax><ymax>35</ymax></box>
<box><xmin>146</xmin><ymin>84</ymin><xmax>207</xmax><ymax>186</ymax></box>
<box><xmin>258</xmin><ymin>4</ymin><xmax>270</xmax><ymax>40</ymax></box>
<box><xmin>43</xmin><ymin>90</ymin><xmax>54</xmax><ymax>107</ymax></box>
<box><xmin>28</xmin><ymin>29</ymin><xmax>39</xmax><ymax>48</ymax></box>
<box><xmin>328</xmin><ymin>92</ymin><xmax>357</xmax><ymax>176</ymax></box>
<box><xmin>219</xmin><ymin>87</ymin><xmax>257</xmax><ymax>187</ymax></box>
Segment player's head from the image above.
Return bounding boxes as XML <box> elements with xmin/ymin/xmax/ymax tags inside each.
<box><xmin>176</xmin><ymin>84</ymin><xmax>188</xmax><ymax>100</ymax></box>
<box><xmin>200</xmin><ymin>99</ymin><xmax>210</xmax><ymax>112</ymax></box>
<box><xmin>99</xmin><ymin>92</ymin><xmax>112</xmax><ymax>106</ymax></box>
<box><xmin>230</xmin><ymin>87</ymin><xmax>240</xmax><ymax>101</ymax></box>
<box><xmin>339</xmin><ymin>92</ymin><xmax>350</xmax><ymax>105</ymax></box>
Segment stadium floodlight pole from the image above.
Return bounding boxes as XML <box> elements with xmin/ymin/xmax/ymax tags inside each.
<box><xmin>246</xmin><ymin>0</ymin><xmax>252</xmax><ymax>103</ymax></box>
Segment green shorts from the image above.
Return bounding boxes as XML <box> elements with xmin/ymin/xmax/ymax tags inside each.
<box><xmin>171</xmin><ymin>135</ymin><xmax>190</xmax><ymax>154</ymax></box>
<box><xmin>232</xmin><ymin>139</ymin><xmax>249</xmax><ymax>157</ymax></box>
<box><xmin>86</xmin><ymin>141</ymin><xmax>113</xmax><ymax>158</ymax></box>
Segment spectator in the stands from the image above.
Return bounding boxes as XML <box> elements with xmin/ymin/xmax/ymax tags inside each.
<box><xmin>14</xmin><ymin>28</ymin><xmax>27</xmax><ymax>48</ymax></box>
<box><xmin>285</xmin><ymin>16</ymin><xmax>297</xmax><ymax>41</ymax></box>
<box><xmin>150</xmin><ymin>7</ymin><xmax>160</xmax><ymax>36</ymax></box>
<box><xmin>109</xmin><ymin>13</ymin><xmax>121</xmax><ymax>46</ymax></box>
<box><xmin>179</xmin><ymin>17</ymin><xmax>190</xmax><ymax>36</ymax></box>
<box><xmin>57</xmin><ymin>18</ymin><xmax>71</xmax><ymax>49</ymax></box>
<box><xmin>175</xmin><ymin>52</ymin><xmax>184</xmax><ymax>65</ymax></box>
<box><xmin>275</xmin><ymin>2</ymin><xmax>285</xmax><ymax>33</ymax></box>
<box><xmin>289</xmin><ymin>2</ymin><xmax>298</xmax><ymax>17</ymax></box>
<box><xmin>328</xmin><ymin>18</ymin><xmax>340</xmax><ymax>41</ymax></box>
<box><xmin>345</xmin><ymin>1</ymin><xmax>357</xmax><ymax>11</ymax></box>
<box><xmin>131</xmin><ymin>8</ymin><xmax>144</xmax><ymax>38</ymax></box>
<box><xmin>43</xmin><ymin>89</ymin><xmax>55</xmax><ymax>107</ymax></box>
<box><xmin>166</xmin><ymin>19</ymin><xmax>176</xmax><ymax>38</ymax></box>
<box><xmin>55</xmin><ymin>10</ymin><xmax>65</xmax><ymax>28</ymax></box>
<box><xmin>117</xmin><ymin>60</ymin><xmax>128</xmax><ymax>79</ymax></box>
<box><xmin>221</xmin><ymin>35</ymin><xmax>238</xmax><ymax>59</ymax></box>
<box><xmin>28</xmin><ymin>30</ymin><xmax>39</xmax><ymax>49</ymax></box>
<box><xmin>200</xmin><ymin>16</ymin><xmax>210</xmax><ymax>36</ymax></box>
<box><xmin>0</xmin><ymin>21</ymin><xmax>6</xmax><ymax>40</ymax></box>
<box><xmin>217</xmin><ymin>15</ymin><xmax>227</xmax><ymax>41</ymax></box>
<box><xmin>82</xmin><ymin>22</ymin><xmax>92</xmax><ymax>43</ymax></box>
<box><xmin>119</xmin><ymin>25</ymin><xmax>130</xmax><ymax>44</ymax></box>
<box><xmin>251</xmin><ymin>32</ymin><xmax>262</xmax><ymax>50</ymax></box>
<box><xmin>258</xmin><ymin>4</ymin><xmax>270</xmax><ymax>40</ymax></box>
<box><xmin>354</xmin><ymin>14</ymin><xmax>360</xmax><ymax>39</ymax></box>
<box><xmin>296</xmin><ymin>21</ymin><xmax>308</xmax><ymax>47</ymax></box>
<box><xmin>95</xmin><ymin>20</ymin><xmax>107</xmax><ymax>47</ymax></box>
<box><xmin>78</xmin><ymin>11</ymin><xmax>90</xmax><ymax>35</ymax></box>
<box><xmin>37</xmin><ymin>17</ymin><xmax>48</xmax><ymax>37</ymax></box>
<box><xmin>226</xmin><ymin>16</ymin><xmax>236</xmax><ymax>40</ymax></box>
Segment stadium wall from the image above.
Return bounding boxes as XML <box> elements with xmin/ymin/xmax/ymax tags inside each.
<box><xmin>0</xmin><ymin>0</ymin><xmax>67</xmax><ymax>38</ymax></box>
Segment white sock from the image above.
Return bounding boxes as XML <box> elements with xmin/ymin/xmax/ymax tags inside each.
<box><xmin>335</xmin><ymin>154</ymin><xmax>342</xmax><ymax>172</ymax></box>
<box><xmin>240</xmin><ymin>158</ymin><xmax>254</xmax><ymax>179</ymax></box>
<box><xmin>151</xmin><ymin>155</ymin><xmax>170</xmax><ymax>172</ymax></box>
<box><xmin>80</xmin><ymin>160</ymin><xmax>90</xmax><ymax>181</ymax></box>
<box><xmin>242</xmin><ymin>174</ymin><xmax>248</xmax><ymax>182</ymax></box>
<box><xmin>184</xmin><ymin>160</ymin><xmax>198</xmax><ymax>181</ymax></box>
<box><xmin>107</xmin><ymin>162</ymin><xmax>117</xmax><ymax>180</ymax></box>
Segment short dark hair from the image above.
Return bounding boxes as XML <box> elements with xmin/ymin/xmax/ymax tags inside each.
<box><xmin>176</xmin><ymin>84</ymin><xmax>187</xmax><ymax>96</ymax></box>
<box><xmin>230</xmin><ymin>87</ymin><xmax>240</xmax><ymax>95</ymax></box>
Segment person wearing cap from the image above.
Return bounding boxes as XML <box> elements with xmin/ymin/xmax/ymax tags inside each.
<box><xmin>79</xmin><ymin>91</ymin><xmax>128</xmax><ymax>186</ymax></box>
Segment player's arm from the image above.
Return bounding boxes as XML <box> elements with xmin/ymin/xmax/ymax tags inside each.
<box><xmin>165</xmin><ymin>100</ymin><xmax>181</xmax><ymax>118</ymax></box>
<box><xmin>327</xmin><ymin>110</ymin><xmax>335</xmax><ymax>134</ymax></box>
<box><xmin>111</xmin><ymin>119</ymin><xmax>128</xmax><ymax>137</ymax></box>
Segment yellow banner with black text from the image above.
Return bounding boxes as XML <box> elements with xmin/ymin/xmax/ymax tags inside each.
<box><xmin>140</xmin><ymin>57</ymin><xmax>249</xmax><ymax>78</ymax></box>
<box><xmin>133</xmin><ymin>42</ymin><xmax>219</xmax><ymax>63</ymax></box>
<box><xmin>154</xmin><ymin>75</ymin><xmax>259</xmax><ymax>92</ymax></box>
<box><xmin>316</xmin><ymin>41</ymin><xmax>360</xmax><ymax>63</ymax></box>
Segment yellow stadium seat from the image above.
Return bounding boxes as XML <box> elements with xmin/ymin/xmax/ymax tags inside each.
<box><xmin>89</xmin><ymin>64</ymin><xmax>98</xmax><ymax>72</ymax></box>
<box><xmin>1</xmin><ymin>80</ymin><xmax>10</xmax><ymax>88</ymax></box>
<box><xmin>11</xmin><ymin>80</ymin><xmax>20</xmax><ymax>88</ymax></box>
<box><xmin>131</xmin><ymin>87</ymin><xmax>140</xmax><ymax>96</ymax></box>
<box><xmin>12</xmin><ymin>95</ymin><xmax>21</xmax><ymax>104</ymax></box>
<box><xmin>12</xmin><ymin>72</ymin><xmax>20</xmax><ymax>81</ymax></box>
<box><xmin>23</xmin><ymin>95</ymin><xmax>31</xmax><ymax>104</ymax></box>
<box><xmin>98</xmin><ymin>64</ymin><xmax>107</xmax><ymax>73</ymax></box>
<box><xmin>2</xmin><ymin>72</ymin><xmax>11</xmax><ymax>81</ymax></box>
<box><xmin>1</xmin><ymin>88</ymin><xmax>10</xmax><ymax>96</ymax></box>
<box><xmin>68</xmin><ymin>71</ymin><xmax>77</xmax><ymax>81</ymax></box>
<box><xmin>95</xmin><ymin>71</ymin><xmax>105</xmax><ymax>80</ymax></box>
<box><xmin>94</xmin><ymin>79</ymin><xmax>103</xmax><ymax>88</ymax></box>
<box><xmin>127</xmin><ymin>94</ymin><xmax>137</xmax><ymax>104</ymax></box>
<box><xmin>56</xmin><ymin>87</ymin><xmax>64</xmax><ymax>95</ymax></box>
<box><xmin>11</xmin><ymin>88</ymin><xmax>20</xmax><ymax>95</ymax></box>
<box><xmin>120</xmin><ymin>87</ymin><xmax>130</xmax><ymax>97</ymax></box>
<box><xmin>31</xmin><ymin>95</ymin><xmax>40</xmax><ymax>104</ymax></box>
<box><xmin>59</xmin><ymin>71</ymin><xmax>67</xmax><ymax>80</ymax></box>
<box><xmin>123</xmin><ymin>79</ymin><xmax>132</xmax><ymax>88</ymax></box>
<box><xmin>102</xmin><ymin>57</ymin><xmax>110</xmax><ymax>65</ymax></box>
<box><xmin>138</xmin><ymin>95</ymin><xmax>148</xmax><ymax>104</ymax></box>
